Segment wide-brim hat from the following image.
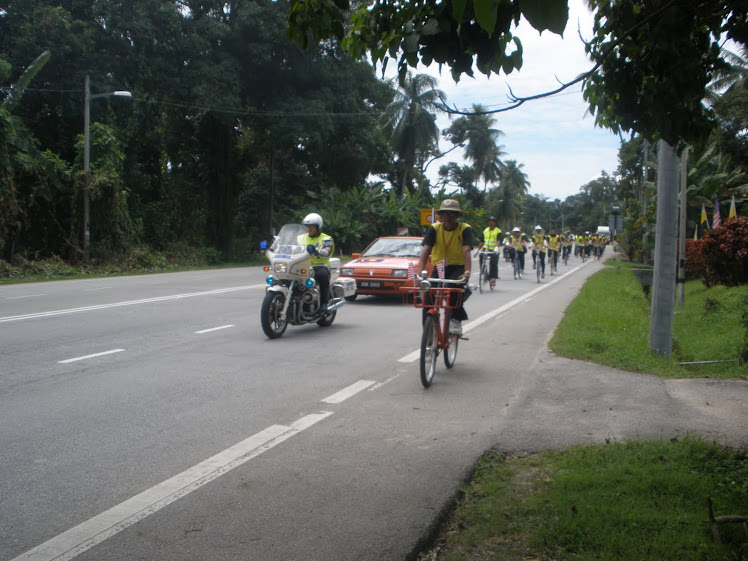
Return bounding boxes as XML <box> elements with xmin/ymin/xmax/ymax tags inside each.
<box><xmin>437</xmin><ymin>198</ymin><xmax>463</xmax><ymax>215</ymax></box>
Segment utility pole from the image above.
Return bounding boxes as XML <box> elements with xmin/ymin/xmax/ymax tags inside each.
<box><xmin>641</xmin><ymin>140</ymin><xmax>649</xmax><ymax>263</ymax></box>
<box><xmin>648</xmin><ymin>140</ymin><xmax>679</xmax><ymax>358</ymax></box>
<box><xmin>677</xmin><ymin>147</ymin><xmax>689</xmax><ymax>306</ymax></box>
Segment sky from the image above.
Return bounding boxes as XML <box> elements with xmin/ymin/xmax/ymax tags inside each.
<box><xmin>384</xmin><ymin>0</ymin><xmax>624</xmax><ymax>202</ymax></box>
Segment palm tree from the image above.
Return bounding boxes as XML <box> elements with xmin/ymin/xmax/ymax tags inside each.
<box><xmin>444</xmin><ymin>104</ymin><xmax>505</xmax><ymax>191</ymax></box>
<box><xmin>383</xmin><ymin>73</ymin><xmax>445</xmax><ymax>198</ymax></box>
<box><xmin>497</xmin><ymin>160</ymin><xmax>530</xmax><ymax>228</ymax></box>
<box><xmin>705</xmin><ymin>44</ymin><xmax>748</xmax><ymax>104</ymax></box>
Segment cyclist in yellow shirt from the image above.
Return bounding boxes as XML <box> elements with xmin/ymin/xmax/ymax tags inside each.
<box><xmin>531</xmin><ymin>225</ymin><xmax>547</xmax><ymax>279</ymax></box>
<box><xmin>477</xmin><ymin>216</ymin><xmax>501</xmax><ymax>286</ymax></box>
<box><xmin>546</xmin><ymin>228</ymin><xmax>561</xmax><ymax>274</ymax></box>
<box><xmin>417</xmin><ymin>199</ymin><xmax>473</xmax><ymax>336</ymax></box>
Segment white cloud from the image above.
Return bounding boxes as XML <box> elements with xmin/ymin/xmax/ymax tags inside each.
<box><xmin>383</xmin><ymin>0</ymin><xmax>622</xmax><ymax>201</ymax></box>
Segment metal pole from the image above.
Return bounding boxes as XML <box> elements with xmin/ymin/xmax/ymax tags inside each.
<box><xmin>83</xmin><ymin>75</ymin><xmax>91</xmax><ymax>253</ymax></box>
<box><xmin>677</xmin><ymin>147</ymin><xmax>688</xmax><ymax>306</ymax></box>
<box><xmin>648</xmin><ymin>140</ymin><xmax>679</xmax><ymax>358</ymax></box>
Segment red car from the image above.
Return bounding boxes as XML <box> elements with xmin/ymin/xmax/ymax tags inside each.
<box><xmin>339</xmin><ymin>236</ymin><xmax>432</xmax><ymax>300</ymax></box>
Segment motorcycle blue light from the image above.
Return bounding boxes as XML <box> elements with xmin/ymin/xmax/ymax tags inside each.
<box><xmin>305</xmin><ymin>278</ymin><xmax>316</xmax><ymax>288</ymax></box>
<box><xmin>266</xmin><ymin>275</ymin><xmax>275</xmax><ymax>286</ymax></box>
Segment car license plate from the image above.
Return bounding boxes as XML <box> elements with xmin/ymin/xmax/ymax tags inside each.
<box><xmin>359</xmin><ymin>280</ymin><xmax>383</xmax><ymax>288</ymax></box>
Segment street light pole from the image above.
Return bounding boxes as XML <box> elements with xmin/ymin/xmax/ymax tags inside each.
<box><xmin>82</xmin><ymin>75</ymin><xmax>132</xmax><ymax>253</ymax></box>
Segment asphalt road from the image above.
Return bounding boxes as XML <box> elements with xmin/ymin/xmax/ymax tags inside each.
<box><xmin>2</xmin><ymin>254</ymin><xmax>746</xmax><ymax>561</ymax></box>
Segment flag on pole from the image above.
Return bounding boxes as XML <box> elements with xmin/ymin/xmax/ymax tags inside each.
<box><xmin>407</xmin><ymin>261</ymin><xmax>415</xmax><ymax>280</ymax></box>
<box><xmin>436</xmin><ymin>260</ymin><xmax>445</xmax><ymax>279</ymax></box>
<box><xmin>713</xmin><ymin>196</ymin><xmax>722</xmax><ymax>229</ymax></box>
<box><xmin>693</xmin><ymin>226</ymin><xmax>698</xmax><ymax>241</ymax></box>
<box><xmin>729</xmin><ymin>195</ymin><xmax>737</xmax><ymax>220</ymax></box>
<box><xmin>700</xmin><ymin>204</ymin><xmax>709</xmax><ymax>231</ymax></box>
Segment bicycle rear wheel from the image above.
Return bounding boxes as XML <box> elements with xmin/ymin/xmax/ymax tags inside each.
<box><xmin>420</xmin><ymin>315</ymin><xmax>438</xmax><ymax>388</ymax></box>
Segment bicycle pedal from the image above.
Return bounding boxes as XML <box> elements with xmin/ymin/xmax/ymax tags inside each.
<box><xmin>459</xmin><ymin>336</ymin><xmax>469</xmax><ymax>341</ymax></box>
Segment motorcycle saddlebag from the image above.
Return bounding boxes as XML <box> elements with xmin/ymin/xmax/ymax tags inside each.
<box><xmin>331</xmin><ymin>277</ymin><xmax>356</xmax><ymax>298</ymax></box>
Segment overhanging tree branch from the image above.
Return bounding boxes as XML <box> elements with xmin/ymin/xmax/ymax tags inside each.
<box><xmin>436</xmin><ymin>0</ymin><xmax>682</xmax><ymax>117</ymax></box>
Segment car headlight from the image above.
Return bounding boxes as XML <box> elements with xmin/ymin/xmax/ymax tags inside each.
<box><xmin>391</xmin><ymin>269</ymin><xmax>408</xmax><ymax>278</ymax></box>
<box><xmin>340</xmin><ymin>268</ymin><xmax>354</xmax><ymax>276</ymax></box>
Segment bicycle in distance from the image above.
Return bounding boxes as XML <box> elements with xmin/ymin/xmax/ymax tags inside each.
<box><xmin>400</xmin><ymin>274</ymin><xmax>468</xmax><ymax>388</ymax></box>
<box><xmin>512</xmin><ymin>247</ymin><xmax>522</xmax><ymax>280</ymax></box>
<box><xmin>475</xmin><ymin>248</ymin><xmax>496</xmax><ymax>293</ymax></box>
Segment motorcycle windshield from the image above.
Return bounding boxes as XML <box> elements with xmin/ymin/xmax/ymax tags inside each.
<box><xmin>269</xmin><ymin>224</ymin><xmax>309</xmax><ymax>255</ymax></box>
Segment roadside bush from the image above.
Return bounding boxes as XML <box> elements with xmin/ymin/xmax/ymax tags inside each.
<box><xmin>701</xmin><ymin>217</ymin><xmax>748</xmax><ymax>286</ymax></box>
<box><xmin>685</xmin><ymin>239</ymin><xmax>706</xmax><ymax>280</ymax></box>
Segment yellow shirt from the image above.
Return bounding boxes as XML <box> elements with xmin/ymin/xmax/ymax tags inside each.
<box><xmin>532</xmin><ymin>234</ymin><xmax>547</xmax><ymax>253</ymax></box>
<box><xmin>297</xmin><ymin>232</ymin><xmax>334</xmax><ymax>267</ymax></box>
<box><xmin>431</xmin><ymin>223</ymin><xmax>470</xmax><ymax>266</ymax></box>
<box><xmin>482</xmin><ymin>227</ymin><xmax>502</xmax><ymax>251</ymax></box>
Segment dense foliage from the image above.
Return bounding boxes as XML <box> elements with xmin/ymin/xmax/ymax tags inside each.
<box><xmin>1</xmin><ymin>0</ymin><xmax>746</xmax><ymax>270</ymax></box>
<box><xmin>0</xmin><ymin>0</ymin><xmax>394</xmax><ymax>260</ymax></box>
<box><xmin>700</xmin><ymin>217</ymin><xmax>748</xmax><ymax>286</ymax></box>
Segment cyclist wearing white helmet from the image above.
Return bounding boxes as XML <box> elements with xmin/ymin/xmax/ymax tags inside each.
<box><xmin>532</xmin><ymin>225</ymin><xmax>547</xmax><ymax>278</ymax></box>
<box><xmin>298</xmin><ymin>212</ymin><xmax>335</xmax><ymax>306</ymax></box>
<box><xmin>509</xmin><ymin>227</ymin><xmax>527</xmax><ymax>273</ymax></box>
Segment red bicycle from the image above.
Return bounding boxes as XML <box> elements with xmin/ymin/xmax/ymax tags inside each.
<box><xmin>401</xmin><ymin>276</ymin><xmax>467</xmax><ymax>388</ymax></box>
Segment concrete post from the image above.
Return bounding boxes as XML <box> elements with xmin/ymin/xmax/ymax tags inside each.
<box><xmin>677</xmin><ymin>147</ymin><xmax>688</xmax><ymax>306</ymax></box>
<box><xmin>648</xmin><ymin>140</ymin><xmax>679</xmax><ymax>358</ymax></box>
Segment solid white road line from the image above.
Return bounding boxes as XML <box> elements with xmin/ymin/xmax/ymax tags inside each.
<box><xmin>0</xmin><ymin>285</ymin><xmax>266</xmax><ymax>324</ymax></box>
<box><xmin>5</xmin><ymin>294</ymin><xmax>47</xmax><ymax>300</ymax></box>
<box><xmin>321</xmin><ymin>380</ymin><xmax>376</xmax><ymax>404</ymax></box>
<box><xmin>398</xmin><ymin>263</ymin><xmax>586</xmax><ymax>363</ymax></box>
<box><xmin>11</xmin><ymin>412</ymin><xmax>333</xmax><ymax>561</ymax></box>
<box><xmin>58</xmin><ymin>349</ymin><xmax>125</xmax><ymax>364</ymax></box>
<box><xmin>194</xmin><ymin>324</ymin><xmax>235</xmax><ymax>334</ymax></box>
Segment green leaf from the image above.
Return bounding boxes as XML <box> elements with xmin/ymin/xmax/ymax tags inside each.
<box><xmin>2</xmin><ymin>50</ymin><xmax>51</xmax><ymax>112</ymax></box>
<box><xmin>452</xmin><ymin>0</ymin><xmax>468</xmax><ymax>22</ymax></box>
<box><xmin>519</xmin><ymin>0</ymin><xmax>568</xmax><ymax>35</ymax></box>
<box><xmin>474</xmin><ymin>0</ymin><xmax>499</xmax><ymax>35</ymax></box>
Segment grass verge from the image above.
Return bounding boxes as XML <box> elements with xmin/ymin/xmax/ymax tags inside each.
<box><xmin>548</xmin><ymin>260</ymin><xmax>747</xmax><ymax>379</ymax></box>
<box><xmin>419</xmin><ymin>438</ymin><xmax>748</xmax><ymax>561</ymax></box>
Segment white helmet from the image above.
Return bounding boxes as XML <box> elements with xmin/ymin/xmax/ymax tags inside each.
<box><xmin>534</xmin><ymin>225</ymin><xmax>543</xmax><ymax>231</ymax></box>
<box><xmin>302</xmin><ymin>213</ymin><xmax>323</xmax><ymax>229</ymax></box>
<box><xmin>512</xmin><ymin>227</ymin><xmax>521</xmax><ymax>233</ymax></box>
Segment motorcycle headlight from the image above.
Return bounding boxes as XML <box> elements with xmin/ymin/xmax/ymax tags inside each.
<box><xmin>391</xmin><ymin>269</ymin><xmax>408</xmax><ymax>278</ymax></box>
<box><xmin>274</xmin><ymin>263</ymin><xmax>288</xmax><ymax>273</ymax></box>
<box><xmin>340</xmin><ymin>268</ymin><xmax>354</xmax><ymax>276</ymax></box>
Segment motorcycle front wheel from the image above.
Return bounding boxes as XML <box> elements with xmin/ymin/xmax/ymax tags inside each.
<box><xmin>317</xmin><ymin>309</ymin><xmax>336</xmax><ymax>327</ymax></box>
<box><xmin>261</xmin><ymin>291</ymin><xmax>289</xmax><ymax>339</ymax></box>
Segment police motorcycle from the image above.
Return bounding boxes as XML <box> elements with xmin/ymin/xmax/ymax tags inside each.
<box><xmin>259</xmin><ymin>224</ymin><xmax>355</xmax><ymax>339</ymax></box>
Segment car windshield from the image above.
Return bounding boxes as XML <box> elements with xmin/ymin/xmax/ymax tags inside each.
<box><xmin>361</xmin><ymin>238</ymin><xmax>422</xmax><ymax>258</ymax></box>
<box><xmin>269</xmin><ymin>224</ymin><xmax>309</xmax><ymax>255</ymax></box>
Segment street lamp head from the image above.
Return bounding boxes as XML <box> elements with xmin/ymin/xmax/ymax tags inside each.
<box><xmin>112</xmin><ymin>91</ymin><xmax>132</xmax><ymax>98</ymax></box>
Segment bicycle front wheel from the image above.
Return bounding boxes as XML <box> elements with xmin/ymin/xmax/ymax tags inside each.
<box><xmin>444</xmin><ymin>333</ymin><xmax>459</xmax><ymax>368</ymax></box>
<box><xmin>478</xmin><ymin>259</ymin><xmax>485</xmax><ymax>293</ymax></box>
<box><xmin>420</xmin><ymin>315</ymin><xmax>438</xmax><ymax>388</ymax></box>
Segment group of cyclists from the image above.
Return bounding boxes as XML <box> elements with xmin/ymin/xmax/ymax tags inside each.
<box><xmin>483</xmin><ymin>224</ymin><xmax>610</xmax><ymax>281</ymax></box>
<box><xmin>414</xmin><ymin>199</ymin><xmax>611</xmax><ymax>336</ymax></box>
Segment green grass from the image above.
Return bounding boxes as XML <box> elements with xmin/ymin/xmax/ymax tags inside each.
<box><xmin>417</xmin><ymin>261</ymin><xmax>747</xmax><ymax>561</ymax></box>
<box><xmin>548</xmin><ymin>260</ymin><xmax>747</xmax><ymax>379</ymax></box>
<box><xmin>421</xmin><ymin>438</ymin><xmax>748</xmax><ymax>561</ymax></box>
